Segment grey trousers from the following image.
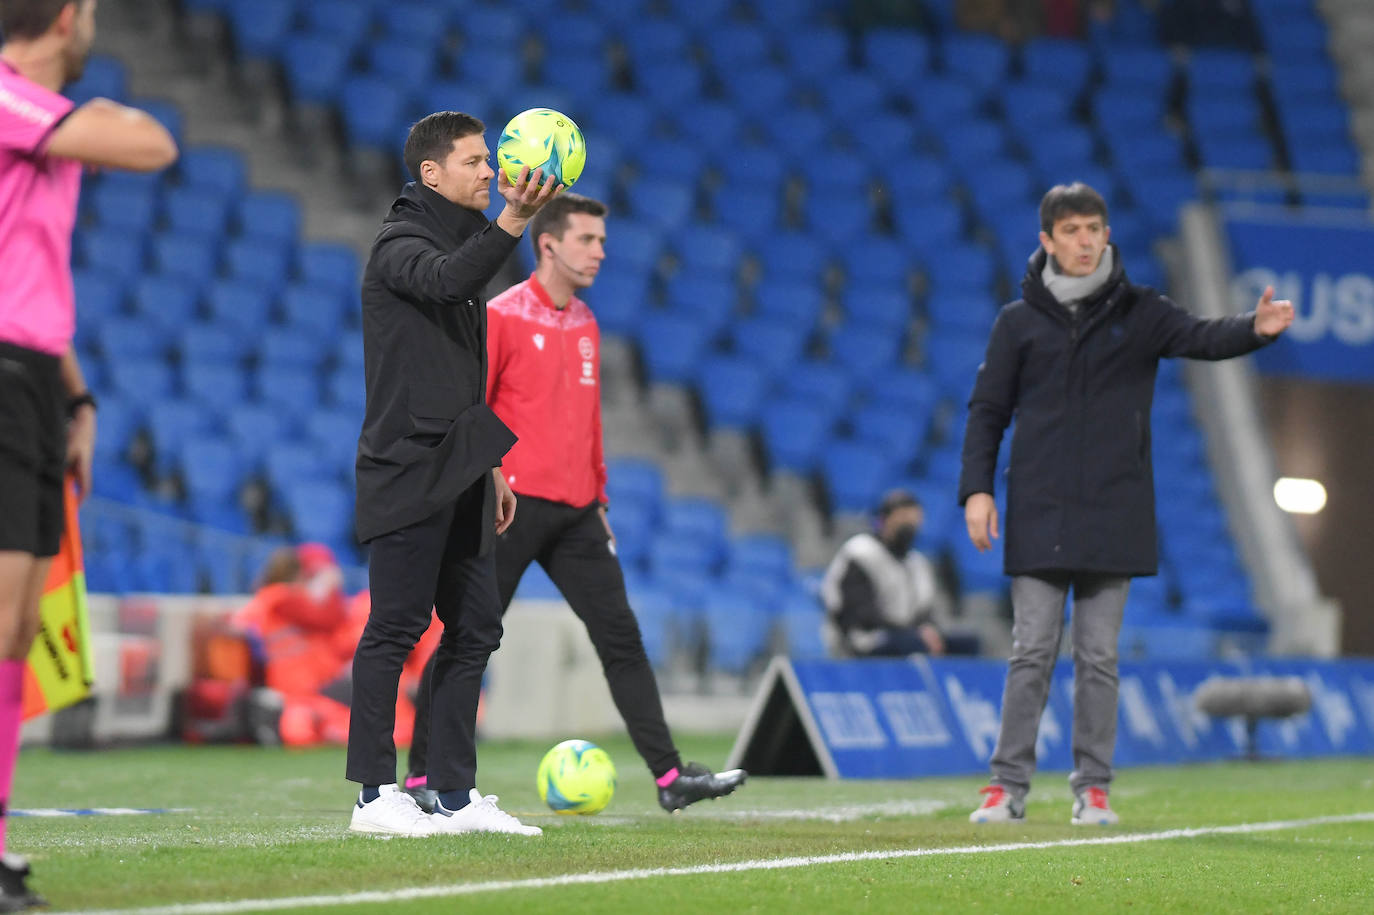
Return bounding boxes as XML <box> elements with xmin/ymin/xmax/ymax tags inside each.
<box><xmin>989</xmin><ymin>572</ymin><xmax>1129</xmax><ymax>798</ymax></box>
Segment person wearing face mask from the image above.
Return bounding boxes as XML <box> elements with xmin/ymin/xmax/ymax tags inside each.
<box><xmin>820</xmin><ymin>490</ymin><xmax>976</xmax><ymax>659</ymax></box>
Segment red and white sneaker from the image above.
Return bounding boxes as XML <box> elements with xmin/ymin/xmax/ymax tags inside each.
<box><xmin>1071</xmin><ymin>787</ymin><xmax>1119</xmax><ymax>825</ymax></box>
<box><xmin>968</xmin><ymin>784</ymin><xmax>1025</xmax><ymax>823</ymax></box>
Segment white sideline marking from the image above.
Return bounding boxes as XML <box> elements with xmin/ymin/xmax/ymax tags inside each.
<box><xmin>61</xmin><ymin>812</ymin><xmax>1374</xmax><ymax>915</ymax></box>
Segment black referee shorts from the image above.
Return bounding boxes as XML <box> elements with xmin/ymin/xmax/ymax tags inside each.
<box><xmin>0</xmin><ymin>341</ymin><xmax>66</xmax><ymax>558</ymax></box>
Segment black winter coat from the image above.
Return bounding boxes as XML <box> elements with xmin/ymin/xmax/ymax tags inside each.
<box><xmin>957</xmin><ymin>246</ymin><xmax>1272</xmax><ymax>577</ymax></box>
<box><xmin>354</xmin><ymin>183</ymin><xmax>519</xmax><ymax>548</ymax></box>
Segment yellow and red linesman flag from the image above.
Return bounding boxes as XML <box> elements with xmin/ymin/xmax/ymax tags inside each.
<box><xmin>21</xmin><ymin>477</ymin><xmax>95</xmax><ymax>720</ymax></box>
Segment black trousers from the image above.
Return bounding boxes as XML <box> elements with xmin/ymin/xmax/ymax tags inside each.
<box><xmin>409</xmin><ymin>496</ymin><xmax>679</xmax><ymax>778</ymax></box>
<box><xmin>346</xmin><ymin>480</ymin><xmax>502</xmax><ymax>793</ymax></box>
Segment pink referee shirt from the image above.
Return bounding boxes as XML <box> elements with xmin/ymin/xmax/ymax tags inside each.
<box><xmin>0</xmin><ymin>59</ymin><xmax>81</xmax><ymax>356</ymax></box>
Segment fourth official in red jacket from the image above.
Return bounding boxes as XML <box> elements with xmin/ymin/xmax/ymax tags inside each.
<box><xmin>404</xmin><ymin>194</ymin><xmax>747</xmax><ymax>813</ymax></box>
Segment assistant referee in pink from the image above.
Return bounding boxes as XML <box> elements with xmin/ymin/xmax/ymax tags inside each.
<box><xmin>1</xmin><ymin>0</ymin><xmax>176</xmax><ymax>907</ymax></box>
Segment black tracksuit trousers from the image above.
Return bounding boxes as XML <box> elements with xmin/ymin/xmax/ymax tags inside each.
<box><xmin>408</xmin><ymin>496</ymin><xmax>680</xmax><ymax>779</ymax></box>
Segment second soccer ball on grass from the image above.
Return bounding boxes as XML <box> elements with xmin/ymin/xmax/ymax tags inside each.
<box><xmin>536</xmin><ymin>739</ymin><xmax>617</xmax><ymax>815</ymax></box>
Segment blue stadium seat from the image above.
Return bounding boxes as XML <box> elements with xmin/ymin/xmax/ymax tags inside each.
<box><xmin>152</xmin><ymin>233</ymin><xmax>218</xmax><ymax>282</ymax></box>
<box><xmin>305</xmin><ymin>408</ymin><xmax>360</xmax><ymax>454</ymax></box>
<box><xmin>1092</xmin><ymin>85</ymin><xmax>1168</xmax><ymax>134</ymax></box>
<box><xmin>106</xmin><ymin>358</ymin><xmax>174</xmax><ymax>399</ymax></box>
<box><xmin>227</xmin><ymin>0</ymin><xmax>295</xmax><ymax>61</ymax></box>
<box><xmin>461</xmin><ymin>4</ymin><xmax>523</xmax><ymax>45</ymax></box>
<box><xmin>760</xmin><ymin>108</ymin><xmax>829</xmax><ymax>151</ymax></box>
<box><xmin>338</xmin><ymin>75</ymin><xmax>409</xmax><ymax>152</ymax></box>
<box><xmin>822</xmin><ymin>439</ymin><xmax>900</xmax><ymax>514</ymax></box>
<box><xmin>583</xmin><ymin>269</ymin><xmax>649</xmax><ymax>337</ymax></box>
<box><xmin>924</xmin><ymin>330</ymin><xmax>990</xmax><ymax>398</ymax></box>
<box><xmin>205</xmin><ymin>280</ymin><xmax>273</xmax><ymax>334</ymax></box>
<box><xmin>79</xmin><ymin>229</ymin><xmax>147</xmax><ymax>283</ymax></box>
<box><xmin>885</xmin><ymin>155</ymin><xmax>955</xmax><ymax>202</ymax></box>
<box><xmin>282</xmin><ymin>33</ymin><xmax>353</xmax><ymax>105</ymax></box>
<box><xmin>607</xmin><ymin>500</ymin><xmax>654</xmax><ymax>569</ymax></box>
<box><xmin>366</xmin><ymin>37</ymin><xmax>438</xmax><ymax>89</ymax></box>
<box><xmin>97</xmin><ymin>317</ymin><xmax>168</xmax><ymax>360</ymax></box>
<box><xmin>583</xmin><ymin>94</ymin><xmax>654</xmax><ymax>149</ymax></box>
<box><xmin>145</xmin><ymin>398</ymin><xmax>212</xmax><ymax>472</ymax></box>
<box><xmin>255</xmin><ymin>366</ymin><xmax>321</xmax><ymax>422</ymax></box>
<box><xmin>623</xmin><ymin>15</ymin><xmax>691</xmax><ymax>63</ymax></box>
<box><xmin>760</xmin><ymin>397</ymin><xmax>834</xmax><ymax>473</ymax></box>
<box><xmin>1289</xmin><ymin>142</ymin><xmax>1360</xmax><ymax>175</ymax></box>
<box><xmin>893</xmin><ymin>199</ymin><xmax>962</xmax><ymax>248</ymax></box>
<box><xmin>941</xmin><ymin>33</ymin><xmax>1009</xmax><ymax>92</ymax></box>
<box><xmin>285</xmin><ymin>482</ymin><xmax>354</xmax><ymax>549</ymax></box>
<box><xmin>926</xmin><ymin>244</ymin><xmax>998</xmax><ymax>296</ymax></box>
<box><xmin>633</xmin><ymin>139</ymin><xmax>707</xmax><ymax>186</ymax></box>
<box><xmin>674</xmin><ymin>225</ymin><xmax>742</xmax><ymax>276</ymax></box>
<box><xmin>756</xmin><ymin>232</ymin><xmax>831</xmax><ymax>285</ymax></box>
<box><xmin>672</xmin><ymin>101</ymin><xmax>742</xmax><ymax>156</ymax></box>
<box><xmin>663</xmin><ymin>274</ymin><xmax>736</xmax><ymax>332</ymax></box>
<box><xmin>179</xmin><ymin>322</ymin><xmax>251</xmax><ymax>364</ymax></box>
<box><xmin>903</xmin><ymin>76</ymin><xmax>982</xmax><ymax>124</ymax></box>
<box><xmin>605</xmin><ymin>457</ymin><xmax>665</xmax><ymax>512</ymax></box>
<box><xmin>377</xmin><ymin>1</ymin><xmax>449</xmax><ymax>39</ymax></box>
<box><xmin>827</xmin><ymin>324</ymin><xmax>901</xmax><ymax>384</ymax></box>
<box><xmin>838</xmin><ymin>235</ymin><xmax>916</xmax><ymax>289</ymax></box>
<box><xmin>452</xmin><ymin>45</ymin><xmax>526</xmax><ymax>93</ymax></box>
<box><xmin>236</xmin><ymin>191</ymin><xmax>302</xmax><ymax>244</ymax></box>
<box><xmin>265</xmin><ymin>442</ymin><xmax>328</xmax><ymax>496</ymax></box>
<box><xmin>852</xmin><ymin>402</ymin><xmax>929</xmax><ymax>465</ymax></box>
<box><xmin>299</xmin><ymin>0</ymin><xmax>374</xmax><ymax>48</ymax></box>
<box><xmin>648</xmin><ymin>537</ymin><xmax>718</xmax><ymax>582</ymax></box>
<box><xmin>629</xmin><ymin>58</ymin><xmax>697</xmax><ymax>107</ymax></box>
<box><xmin>180</xmin><ymin>435</ymin><xmax>244</xmax><ymax>509</ymax></box>
<box><xmin>1022</xmin><ymin>37</ymin><xmax>1092</xmax><ymax>89</ymax></box>
<box><xmin>703</xmin><ymin>590</ymin><xmax>772</xmax><ymax>674</ymax></box>
<box><xmin>296</xmin><ymin>242</ymin><xmax>361</xmax><ymax>295</ymax></box>
<box><xmin>326</xmin><ymin>369</ymin><xmax>365</xmax><ymax>412</ymax></box>
<box><xmin>183</xmin><ymin>361</ymin><xmax>248</xmax><ymax>405</ymax></box>
<box><xmin>710</xmin><ymin>187</ymin><xmax>781</xmax><ymax>241</ymax></box>
<box><xmin>805</xmin><ymin>191</ymin><xmax>874</xmax><ymax>245</ymax></box>
<box><xmin>729</xmin><ymin>316</ymin><xmax>809</xmax><ymax>377</ymax></box>
<box><xmin>663</xmin><ymin>498</ymin><xmax>728</xmax><ymax>549</ymax></box>
<box><xmin>937</xmin><ymin>119</ymin><xmax>1008</xmax><ymax>169</ymax></box>
<box><xmin>162</xmin><ymin>186</ymin><xmax>232</xmax><ymax>239</ymax></box>
<box><xmin>841</xmin><ymin>285</ymin><xmax>912</xmax><ymax>333</ymax></box>
<box><xmin>72</xmin><ymin>269</ymin><xmax>126</xmax><ymax>326</ymax></box>
<box><xmin>1000</xmin><ymin>83</ymin><xmax>1074</xmax><ymax>132</ymax></box>
<box><xmin>781</xmin><ymin>26</ymin><xmax>850</xmax><ymax>77</ymax></box>
<box><xmin>1100</xmin><ymin>45</ymin><xmax>1173</xmax><ymax>89</ymax></box>
<box><xmin>225</xmin><ymin>239</ymin><xmax>292</xmax><ymax>294</ymax></box>
<box><xmin>702</xmin><ymin>23</ymin><xmax>773</xmax><ymax>70</ymax></box>
<box><xmin>226</xmin><ymin>403</ymin><xmax>290</xmax><ymax>467</ymax></box>
<box><xmin>861</xmin><ymin>28</ymin><xmax>931</xmax><ymax>84</ymax></box>
<box><xmin>722</xmin><ymin>66</ymin><xmax>792</xmax><ymax>118</ymax></box>
<box><xmin>926</xmin><ymin>291</ymin><xmax>999</xmax><ymax>335</ymax></box>
<box><xmin>279</xmin><ymin>285</ymin><xmax>345</xmax><ymax>337</ymax></box>
<box><xmin>624</xmin><ymin>178</ymin><xmax>696</xmax><ymax>231</ymax></box>
<box><xmin>259</xmin><ymin>328</ymin><xmax>327</xmax><ymax>370</ymax></box>
<box><xmin>1187</xmin><ymin>94</ymin><xmax>1263</xmax><ymax>135</ymax></box>
<box><xmin>88</xmin><ymin>183</ymin><xmax>158</xmax><ymax>234</ymax></box>
<box><xmin>1187</xmin><ymin>49</ymin><xmax>1255</xmax><ymax>93</ymax></box>
<box><xmin>695</xmin><ymin>355</ymin><xmax>770</xmax><ymax>430</ymax></box>
<box><xmin>722</xmin><ymin>145</ymin><xmax>787</xmax><ymax>192</ymax></box>
<box><xmin>781</xmin><ymin>360</ymin><xmax>854</xmax><ymax>420</ymax></box>
<box><xmin>635</xmin><ymin>311</ymin><xmax>711</xmax><ymax>384</ymax></box>
<box><xmin>818</xmin><ymin>71</ymin><xmax>888</xmax><ymax>121</ymax></box>
<box><xmin>131</xmin><ymin>98</ymin><xmax>184</xmax><ymax>147</ymax></box>
<box><xmin>728</xmin><ymin>533</ymin><xmax>793</xmax><ymax>580</ymax></box>
<box><xmin>176</xmin><ymin>146</ymin><xmax>247</xmax><ymax>198</ymax></box>
<box><xmin>1195</xmin><ymin>133</ymin><xmax>1273</xmax><ymax>171</ymax></box>
<box><xmin>62</xmin><ymin>53</ymin><xmax>126</xmax><ymax>105</ymax></box>
<box><xmin>602</xmin><ymin>218</ymin><xmax>662</xmax><ymax>273</ymax></box>
<box><xmin>861</xmin><ymin>365</ymin><xmax>939</xmax><ymax>414</ymax></box>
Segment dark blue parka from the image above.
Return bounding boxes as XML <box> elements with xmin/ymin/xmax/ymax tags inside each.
<box><xmin>957</xmin><ymin>246</ymin><xmax>1272</xmax><ymax>577</ymax></box>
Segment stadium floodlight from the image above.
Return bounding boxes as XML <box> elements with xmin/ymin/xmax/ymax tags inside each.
<box><xmin>1272</xmin><ymin>477</ymin><xmax>1327</xmax><ymax>514</ymax></box>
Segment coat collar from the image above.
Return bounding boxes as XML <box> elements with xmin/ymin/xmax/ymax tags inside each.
<box><xmin>1021</xmin><ymin>244</ymin><xmax>1129</xmax><ymax>327</ymax></box>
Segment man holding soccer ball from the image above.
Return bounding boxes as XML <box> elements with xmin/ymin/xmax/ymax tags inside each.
<box><xmin>346</xmin><ymin>111</ymin><xmax>558</xmax><ymax>838</ymax></box>
<box><xmin>402</xmin><ymin>193</ymin><xmax>748</xmax><ymax>815</ymax></box>
<box><xmin>960</xmin><ymin>183</ymin><xmax>1294</xmax><ymax>826</ymax></box>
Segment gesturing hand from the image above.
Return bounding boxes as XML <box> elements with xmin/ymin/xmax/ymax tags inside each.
<box><xmin>1254</xmin><ymin>285</ymin><xmax>1295</xmax><ymax>338</ymax></box>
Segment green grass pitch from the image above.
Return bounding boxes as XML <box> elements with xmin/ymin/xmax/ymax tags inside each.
<box><xmin>10</xmin><ymin>735</ymin><xmax>1373</xmax><ymax>913</ymax></box>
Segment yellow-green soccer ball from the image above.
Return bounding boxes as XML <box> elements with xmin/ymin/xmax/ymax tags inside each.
<box><xmin>536</xmin><ymin>739</ymin><xmax>617</xmax><ymax>815</ymax></box>
<box><xmin>497</xmin><ymin>107</ymin><xmax>586</xmax><ymax>188</ymax></box>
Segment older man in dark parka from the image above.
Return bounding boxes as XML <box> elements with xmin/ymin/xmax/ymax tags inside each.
<box><xmin>960</xmin><ymin>183</ymin><xmax>1294</xmax><ymax>826</ymax></box>
<box><xmin>346</xmin><ymin>111</ymin><xmax>558</xmax><ymax>837</ymax></box>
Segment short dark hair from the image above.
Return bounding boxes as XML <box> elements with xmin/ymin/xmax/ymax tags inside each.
<box><xmin>403</xmin><ymin>111</ymin><xmax>484</xmax><ymax>182</ymax></box>
<box><xmin>0</xmin><ymin>0</ymin><xmax>83</xmax><ymax>40</ymax></box>
<box><xmin>876</xmin><ymin>488</ymin><xmax>921</xmax><ymax>520</ymax></box>
<box><xmin>528</xmin><ymin>193</ymin><xmax>608</xmax><ymax>262</ymax></box>
<box><xmin>1039</xmin><ymin>182</ymin><xmax>1108</xmax><ymax>234</ymax></box>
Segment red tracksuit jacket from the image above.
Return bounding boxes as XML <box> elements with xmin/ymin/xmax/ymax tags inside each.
<box><xmin>486</xmin><ymin>275</ymin><xmax>608</xmax><ymax>507</ymax></box>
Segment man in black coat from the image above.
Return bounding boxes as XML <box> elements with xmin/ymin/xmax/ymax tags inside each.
<box><xmin>960</xmin><ymin>183</ymin><xmax>1294</xmax><ymax>826</ymax></box>
<box><xmin>346</xmin><ymin>111</ymin><xmax>558</xmax><ymax>837</ymax></box>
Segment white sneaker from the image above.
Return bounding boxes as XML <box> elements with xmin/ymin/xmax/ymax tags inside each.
<box><xmin>431</xmin><ymin>788</ymin><xmax>543</xmax><ymax>836</ymax></box>
<box><xmin>1071</xmin><ymin>787</ymin><xmax>1119</xmax><ymax>826</ymax></box>
<box><xmin>968</xmin><ymin>784</ymin><xmax>1026</xmax><ymax>823</ymax></box>
<box><xmin>349</xmin><ymin>784</ymin><xmax>436</xmax><ymax>836</ymax></box>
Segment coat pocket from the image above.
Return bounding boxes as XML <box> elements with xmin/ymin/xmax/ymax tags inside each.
<box><xmin>407</xmin><ymin>382</ymin><xmax>461</xmax><ymax>439</ymax></box>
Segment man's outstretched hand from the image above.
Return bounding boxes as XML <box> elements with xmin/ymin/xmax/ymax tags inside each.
<box><xmin>1254</xmin><ymin>285</ymin><xmax>1295</xmax><ymax>338</ymax></box>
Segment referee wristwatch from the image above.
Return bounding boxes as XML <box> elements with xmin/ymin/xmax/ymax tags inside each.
<box><xmin>67</xmin><ymin>391</ymin><xmax>98</xmax><ymax>417</ymax></box>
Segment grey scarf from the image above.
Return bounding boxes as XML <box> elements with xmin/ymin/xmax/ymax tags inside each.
<box><xmin>1041</xmin><ymin>247</ymin><xmax>1114</xmax><ymax>314</ymax></box>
